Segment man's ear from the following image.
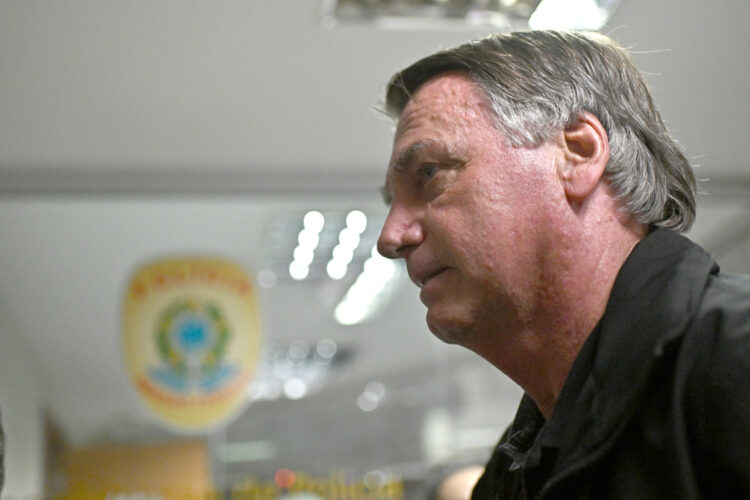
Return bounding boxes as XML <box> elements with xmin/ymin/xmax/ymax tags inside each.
<box><xmin>558</xmin><ymin>112</ymin><xmax>610</xmax><ymax>203</ymax></box>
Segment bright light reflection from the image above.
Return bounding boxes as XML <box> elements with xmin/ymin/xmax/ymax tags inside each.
<box><xmin>327</xmin><ymin>260</ymin><xmax>348</xmax><ymax>280</ymax></box>
<box><xmin>529</xmin><ymin>0</ymin><xmax>608</xmax><ymax>30</ymax></box>
<box><xmin>335</xmin><ymin>248</ymin><xmax>400</xmax><ymax>325</ymax></box>
<box><xmin>331</xmin><ymin>244</ymin><xmax>354</xmax><ymax>265</ymax></box>
<box><xmin>293</xmin><ymin>246</ymin><xmax>315</xmax><ymax>266</ymax></box>
<box><xmin>303</xmin><ymin>210</ymin><xmax>325</xmax><ymax>232</ymax></box>
<box><xmin>363</xmin><ymin>256</ymin><xmax>397</xmax><ymax>281</ymax></box>
<box><xmin>346</xmin><ymin>210</ymin><xmax>368</xmax><ymax>234</ymax></box>
<box><xmin>338</xmin><ymin>227</ymin><xmax>361</xmax><ymax>249</ymax></box>
<box><xmin>262</xmin><ymin>381</ymin><xmax>282</xmax><ymax>401</ymax></box>
<box><xmin>297</xmin><ymin>228</ymin><xmax>320</xmax><ymax>249</ymax></box>
<box><xmin>289</xmin><ymin>261</ymin><xmax>309</xmax><ymax>281</ymax></box>
<box><xmin>283</xmin><ymin>378</ymin><xmax>308</xmax><ymax>400</ymax></box>
<box><xmin>291</xmin><ymin>216</ymin><xmax>324</xmax><ymax>281</ymax></box>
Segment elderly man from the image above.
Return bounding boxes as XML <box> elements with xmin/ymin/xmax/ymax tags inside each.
<box><xmin>377</xmin><ymin>31</ymin><xmax>750</xmax><ymax>498</ymax></box>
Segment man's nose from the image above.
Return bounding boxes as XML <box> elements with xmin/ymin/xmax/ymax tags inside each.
<box><xmin>377</xmin><ymin>204</ymin><xmax>424</xmax><ymax>259</ymax></box>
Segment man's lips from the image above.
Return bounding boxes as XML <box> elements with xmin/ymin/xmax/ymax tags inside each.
<box><xmin>415</xmin><ymin>267</ymin><xmax>448</xmax><ymax>288</ymax></box>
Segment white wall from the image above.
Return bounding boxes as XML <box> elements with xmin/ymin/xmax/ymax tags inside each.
<box><xmin>0</xmin><ymin>298</ymin><xmax>44</xmax><ymax>498</ymax></box>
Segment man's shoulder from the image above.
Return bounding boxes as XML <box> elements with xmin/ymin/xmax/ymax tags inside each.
<box><xmin>677</xmin><ymin>272</ymin><xmax>750</xmax><ymax>492</ymax></box>
<box><xmin>677</xmin><ymin>270</ymin><xmax>750</xmax><ymax>425</ymax></box>
<box><xmin>677</xmin><ymin>270</ymin><xmax>750</xmax><ymax>378</ymax></box>
<box><xmin>695</xmin><ymin>271</ymin><xmax>750</xmax><ymax>337</ymax></box>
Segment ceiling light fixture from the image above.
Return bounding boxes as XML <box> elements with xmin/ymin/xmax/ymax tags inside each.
<box><xmin>529</xmin><ymin>0</ymin><xmax>620</xmax><ymax>30</ymax></box>
<box><xmin>266</xmin><ymin>210</ymin><xmax>383</xmax><ymax>284</ymax></box>
<box><xmin>322</xmin><ymin>0</ymin><xmax>542</xmax><ymax>29</ymax></box>
<box><xmin>321</xmin><ymin>0</ymin><xmax>622</xmax><ymax>30</ymax></box>
<box><xmin>327</xmin><ymin>210</ymin><xmax>368</xmax><ymax>280</ymax></box>
<box><xmin>334</xmin><ymin>245</ymin><xmax>402</xmax><ymax>325</ymax></box>
<box><xmin>289</xmin><ymin>210</ymin><xmax>326</xmax><ymax>281</ymax></box>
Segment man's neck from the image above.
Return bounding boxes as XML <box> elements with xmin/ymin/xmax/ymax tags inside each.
<box><xmin>480</xmin><ymin>211</ymin><xmax>647</xmax><ymax>418</ymax></box>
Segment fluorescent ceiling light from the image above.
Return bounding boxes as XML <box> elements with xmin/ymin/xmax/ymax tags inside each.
<box><xmin>334</xmin><ymin>246</ymin><xmax>402</xmax><ymax>325</ymax></box>
<box><xmin>303</xmin><ymin>210</ymin><xmax>325</xmax><ymax>233</ymax></box>
<box><xmin>322</xmin><ymin>0</ymin><xmax>621</xmax><ymax>30</ymax></box>
<box><xmin>323</xmin><ymin>0</ymin><xmax>543</xmax><ymax>29</ymax></box>
<box><xmin>529</xmin><ymin>0</ymin><xmax>621</xmax><ymax>29</ymax></box>
<box><xmin>268</xmin><ymin>209</ymin><xmax>381</xmax><ymax>283</ymax></box>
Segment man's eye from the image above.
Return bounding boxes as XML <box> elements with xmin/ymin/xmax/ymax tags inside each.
<box><xmin>418</xmin><ymin>164</ymin><xmax>438</xmax><ymax>181</ymax></box>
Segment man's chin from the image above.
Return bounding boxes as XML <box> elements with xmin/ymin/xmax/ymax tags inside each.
<box><xmin>426</xmin><ymin>309</ymin><xmax>467</xmax><ymax>346</ymax></box>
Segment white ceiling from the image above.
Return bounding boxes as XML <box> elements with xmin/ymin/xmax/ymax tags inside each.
<box><xmin>1</xmin><ymin>0</ymin><xmax>750</xmax><ymax>485</ymax></box>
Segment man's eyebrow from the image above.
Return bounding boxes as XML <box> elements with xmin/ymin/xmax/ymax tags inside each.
<box><xmin>389</xmin><ymin>140</ymin><xmax>436</xmax><ymax>171</ymax></box>
<box><xmin>381</xmin><ymin>139</ymin><xmax>455</xmax><ymax>205</ymax></box>
<box><xmin>380</xmin><ymin>141</ymin><xmax>433</xmax><ymax>206</ymax></box>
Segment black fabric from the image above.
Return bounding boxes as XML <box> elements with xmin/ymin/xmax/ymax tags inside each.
<box><xmin>472</xmin><ymin>228</ymin><xmax>750</xmax><ymax>499</ymax></box>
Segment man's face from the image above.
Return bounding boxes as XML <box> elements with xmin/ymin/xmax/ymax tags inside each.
<box><xmin>378</xmin><ymin>72</ymin><xmax>564</xmax><ymax>350</ymax></box>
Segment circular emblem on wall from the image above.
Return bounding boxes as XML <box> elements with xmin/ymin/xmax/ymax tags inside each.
<box><xmin>122</xmin><ymin>257</ymin><xmax>262</xmax><ymax>432</ymax></box>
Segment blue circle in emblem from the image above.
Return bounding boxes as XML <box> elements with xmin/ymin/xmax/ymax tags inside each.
<box><xmin>177</xmin><ymin>317</ymin><xmax>210</xmax><ymax>352</ymax></box>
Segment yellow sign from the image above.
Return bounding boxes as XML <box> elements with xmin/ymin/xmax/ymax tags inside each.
<box><xmin>123</xmin><ymin>257</ymin><xmax>262</xmax><ymax>432</ymax></box>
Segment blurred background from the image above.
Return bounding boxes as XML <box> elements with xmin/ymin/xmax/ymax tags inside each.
<box><xmin>1</xmin><ymin>0</ymin><xmax>749</xmax><ymax>498</ymax></box>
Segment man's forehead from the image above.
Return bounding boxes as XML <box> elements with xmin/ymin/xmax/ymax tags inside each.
<box><xmin>394</xmin><ymin>75</ymin><xmax>490</xmax><ymax>141</ymax></box>
<box><xmin>396</xmin><ymin>74</ymin><xmax>477</xmax><ymax>124</ymax></box>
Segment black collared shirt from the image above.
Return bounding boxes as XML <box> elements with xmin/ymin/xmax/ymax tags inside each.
<box><xmin>472</xmin><ymin>318</ymin><xmax>604</xmax><ymax>499</ymax></box>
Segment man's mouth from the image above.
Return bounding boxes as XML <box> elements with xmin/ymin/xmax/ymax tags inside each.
<box><xmin>417</xmin><ymin>268</ymin><xmax>448</xmax><ymax>288</ymax></box>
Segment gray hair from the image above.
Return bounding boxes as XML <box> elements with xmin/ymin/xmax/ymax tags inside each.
<box><xmin>384</xmin><ymin>30</ymin><xmax>696</xmax><ymax>232</ymax></box>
